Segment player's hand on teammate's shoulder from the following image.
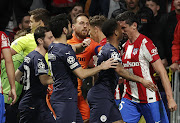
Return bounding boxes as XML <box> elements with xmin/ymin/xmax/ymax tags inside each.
<box><xmin>100</xmin><ymin>58</ymin><xmax>118</xmax><ymax>70</ymax></box>
<box><xmin>141</xmin><ymin>79</ymin><xmax>158</xmax><ymax>92</ymax></box>
<box><xmin>82</xmin><ymin>38</ymin><xmax>91</xmax><ymax>48</ymax></box>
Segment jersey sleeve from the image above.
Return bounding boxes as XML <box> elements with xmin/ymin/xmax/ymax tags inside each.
<box><xmin>60</xmin><ymin>46</ymin><xmax>81</xmax><ymax>71</ymax></box>
<box><xmin>142</xmin><ymin>38</ymin><xmax>160</xmax><ymax>63</ymax></box>
<box><xmin>91</xmin><ymin>40</ymin><xmax>101</xmax><ymax>55</ymax></box>
<box><xmin>18</xmin><ymin>61</ymin><xmax>25</xmax><ymax>73</ymax></box>
<box><xmin>0</xmin><ymin>32</ymin><xmax>10</xmax><ymax>49</ymax></box>
<box><xmin>107</xmin><ymin>49</ymin><xmax>122</xmax><ymax>63</ymax></box>
<box><xmin>11</xmin><ymin>35</ymin><xmax>27</xmax><ymax>54</ymax></box>
<box><xmin>34</xmin><ymin>56</ymin><xmax>48</xmax><ymax>76</ymax></box>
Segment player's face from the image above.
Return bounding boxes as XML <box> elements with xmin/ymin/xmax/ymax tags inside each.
<box><xmin>174</xmin><ymin>0</ymin><xmax>180</xmax><ymax>11</ymax></box>
<box><xmin>29</xmin><ymin>15</ymin><xmax>41</xmax><ymax>33</ymax></box>
<box><xmin>73</xmin><ymin>16</ymin><xmax>90</xmax><ymax>39</ymax></box>
<box><xmin>118</xmin><ymin>21</ymin><xmax>134</xmax><ymax>40</ymax></box>
<box><xmin>117</xmin><ymin>24</ymin><xmax>123</xmax><ymax>41</ymax></box>
<box><xmin>145</xmin><ymin>1</ymin><xmax>159</xmax><ymax>16</ymax></box>
<box><xmin>21</xmin><ymin>16</ymin><xmax>30</xmax><ymax>30</ymax></box>
<box><xmin>43</xmin><ymin>31</ymin><xmax>55</xmax><ymax>50</ymax></box>
<box><xmin>125</xmin><ymin>0</ymin><xmax>139</xmax><ymax>10</ymax></box>
<box><xmin>89</xmin><ymin>26</ymin><xmax>98</xmax><ymax>42</ymax></box>
<box><xmin>70</xmin><ymin>6</ymin><xmax>83</xmax><ymax>20</ymax></box>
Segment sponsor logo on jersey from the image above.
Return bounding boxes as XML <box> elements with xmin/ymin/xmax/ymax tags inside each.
<box><xmin>151</xmin><ymin>48</ymin><xmax>158</xmax><ymax>56</ymax></box>
<box><xmin>123</xmin><ymin>61</ymin><xmax>140</xmax><ymax>67</ymax></box>
<box><xmin>77</xmin><ymin>57</ymin><xmax>85</xmax><ymax>62</ymax></box>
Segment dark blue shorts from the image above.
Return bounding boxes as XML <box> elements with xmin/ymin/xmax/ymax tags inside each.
<box><xmin>19</xmin><ymin>99</ymin><xmax>55</xmax><ymax>123</ymax></box>
<box><xmin>87</xmin><ymin>93</ymin><xmax>122</xmax><ymax>123</ymax></box>
<box><xmin>0</xmin><ymin>93</ymin><xmax>5</xmax><ymax>123</ymax></box>
<box><xmin>119</xmin><ymin>98</ymin><xmax>169</xmax><ymax>123</ymax></box>
<box><xmin>51</xmin><ymin>101</ymin><xmax>83</xmax><ymax>123</ymax></box>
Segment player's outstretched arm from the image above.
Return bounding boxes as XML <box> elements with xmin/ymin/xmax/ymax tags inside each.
<box><xmin>73</xmin><ymin>58</ymin><xmax>118</xmax><ymax>79</ymax></box>
<box><xmin>2</xmin><ymin>48</ymin><xmax>17</xmax><ymax>105</ymax></box>
<box><xmin>39</xmin><ymin>75</ymin><xmax>54</xmax><ymax>85</ymax></box>
<box><xmin>71</xmin><ymin>38</ymin><xmax>91</xmax><ymax>54</ymax></box>
<box><xmin>115</xmin><ymin>63</ymin><xmax>158</xmax><ymax>92</ymax></box>
<box><xmin>1</xmin><ymin>48</ymin><xmax>17</xmax><ymax>60</ymax></box>
<box><xmin>152</xmin><ymin>59</ymin><xmax>177</xmax><ymax>112</ymax></box>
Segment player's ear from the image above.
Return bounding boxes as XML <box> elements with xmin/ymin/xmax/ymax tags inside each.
<box><xmin>37</xmin><ymin>38</ymin><xmax>43</xmax><ymax>44</ymax></box>
<box><xmin>72</xmin><ymin>24</ymin><xmax>75</xmax><ymax>31</ymax></box>
<box><xmin>132</xmin><ymin>22</ymin><xmax>137</xmax><ymax>30</ymax></box>
<box><xmin>114</xmin><ymin>30</ymin><xmax>118</xmax><ymax>36</ymax></box>
<box><xmin>63</xmin><ymin>27</ymin><xmax>68</xmax><ymax>35</ymax></box>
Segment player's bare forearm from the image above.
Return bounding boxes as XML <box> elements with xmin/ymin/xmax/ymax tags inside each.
<box><xmin>115</xmin><ymin>63</ymin><xmax>143</xmax><ymax>83</ymax></box>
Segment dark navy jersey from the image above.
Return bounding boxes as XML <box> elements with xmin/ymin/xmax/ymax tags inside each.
<box><xmin>18</xmin><ymin>50</ymin><xmax>48</xmax><ymax>109</ymax></box>
<box><xmin>94</xmin><ymin>43</ymin><xmax>122</xmax><ymax>99</ymax></box>
<box><xmin>48</xmin><ymin>43</ymin><xmax>81</xmax><ymax>102</ymax></box>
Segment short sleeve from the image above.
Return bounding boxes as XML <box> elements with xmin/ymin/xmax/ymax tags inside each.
<box><xmin>34</xmin><ymin>57</ymin><xmax>48</xmax><ymax>76</ymax></box>
<box><xmin>142</xmin><ymin>38</ymin><xmax>160</xmax><ymax>63</ymax></box>
<box><xmin>0</xmin><ymin>32</ymin><xmax>10</xmax><ymax>49</ymax></box>
<box><xmin>61</xmin><ymin>46</ymin><xmax>81</xmax><ymax>71</ymax></box>
<box><xmin>11</xmin><ymin>36</ymin><xmax>27</xmax><ymax>54</ymax></box>
<box><xmin>107</xmin><ymin>49</ymin><xmax>122</xmax><ymax>63</ymax></box>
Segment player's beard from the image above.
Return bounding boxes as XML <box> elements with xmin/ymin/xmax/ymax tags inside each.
<box><xmin>75</xmin><ymin>30</ymin><xmax>88</xmax><ymax>39</ymax></box>
<box><xmin>66</xmin><ymin>30</ymin><xmax>73</xmax><ymax>40</ymax></box>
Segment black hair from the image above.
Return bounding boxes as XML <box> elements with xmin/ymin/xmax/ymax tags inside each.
<box><xmin>34</xmin><ymin>26</ymin><xmax>50</xmax><ymax>45</ymax></box>
<box><xmin>49</xmin><ymin>14</ymin><xmax>69</xmax><ymax>38</ymax></box>
<box><xmin>102</xmin><ymin>19</ymin><xmax>118</xmax><ymax>38</ymax></box>
<box><xmin>116</xmin><ymin>11</ymin><xmax>138</xmax><ymax>26</ymax></box>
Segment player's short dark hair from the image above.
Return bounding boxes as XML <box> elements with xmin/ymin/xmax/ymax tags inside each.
<box><xmin>72</xmin><ymin>13</ymin><xmax>89</xmax><ymax>24</ymax></box>
<box><xmin>49</xmin><ymin>14</ymin><xmax>69</xmax><ymax>38</ymax></box>
<box><xmin>116</xmin><ymin>11</ymin><xmax>138</xmax><ymax>26</ymax></box>
<box><xmin>29</xmin><ymin>8</ymin><xmax>50</xmax><ymax>27</ymax></box>
<box><xmin>102</xmin><ymin>19</ymin><xmax>118</xmax><ymax>38</ymax></box>
<box><xmin>34</xmin><ymin>26</ymin><xmax>50</xmax><ymax>45</ymax></box>
<box><xmin>89</xmin><ymin>15</ymin><xmax>107</xmax><ymax>30</ymax></box>
<box><xmin>146</xmin><ymin>0</ymin><xmax>160</xmax><ymax>5</ymax></box>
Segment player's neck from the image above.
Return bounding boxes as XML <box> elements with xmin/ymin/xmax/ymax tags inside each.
<box><xmin>98</xmin><ymin>32</ymin><xmax>106</xmax><ymax>43</ymax></box>
<box><xmin>35</xmin><ymin>46</ymin><xmax>46</xmax><ymax>56</ymax></box>
<box><xmin>53</xmin><ymin>35</ymin><xmax>67</xmax><ymax>44</ymax></box>
<box><xmin>129</xmin><ymin>31</ymin><xmax>140</xmax><ymax>43</ymax></box>
<box><xmin>107</xmin><ymin>37</ymin><xmax>119</xmax><ymax>50</ymax></box>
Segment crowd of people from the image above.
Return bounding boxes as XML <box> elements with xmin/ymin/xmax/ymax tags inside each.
<box><xmin>0</xmin><ymin>0</ymin><xmax>179</xmax><ymax>123</ymax></box>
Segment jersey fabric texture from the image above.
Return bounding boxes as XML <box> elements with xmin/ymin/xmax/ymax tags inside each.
<box><xmin>122</xmin><ymin>34</ymin><xmax>161</xmax><ymax>103</ymax></box>
<box><xmin>0</xmin><ymin>31</ymin><xmax>10</xmax><ymax>94</ymax></box>
<box><xmin>87</xmin><ymin>43</ymin><xmax>122</xmax><ymax>122</ymax></box>
<box><xmin>67</xmin><ymin>34</ymin><xmax>101</xmax><ymax>120</ymax></box>
<box><xmin>48</xmin><ymin>43</ymin><xmax>83</xmax><ymax>122</ymax></box>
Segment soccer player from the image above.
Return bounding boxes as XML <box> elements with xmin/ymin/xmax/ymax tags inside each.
<box><xmin>15</xmin><ymin>27</ymin><xmax>55</xmax><ymax>123</ymax></box>
<box><xmin>116</xmin><ymin>11</ymin><xmax>177</xmax><ymax>123</ymax></box>
<box><xmin>87</xmin><ymin>18</ymin><xmax>158</xmax><ymax>123</ymax></box>
<box><xmin>48</xmin><ymin>14</ymin><xmax>118</xmax><ymax>123</ymax></box>
<box><xmin>67</xmin><ymin>13</ymin><xmax>102</xmax><ymax>122</ymax></box>
<box><xmin>0</xmin><ymin>31</ymin><xmax>17</xmax><ymax>123</ymax></box>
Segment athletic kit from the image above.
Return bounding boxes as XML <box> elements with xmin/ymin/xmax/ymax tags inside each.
<box><xmin>18</xmin><ymin>50</ymin><xmax>55</xmax><ymax>123</ymax></box>
<box><xmin>87</xmin><ymin>43</ymin><xmax>123</xmax><ymax>123</ymax></box>
<box><xmin>48</xmin><ymin>43</ymin><xmax>83</xmax><ymax>122</ymax></box>
<box><xmin>120</xmin><ymin>34</ymin><xmax>169</xmax><ymax>123</ymax></box>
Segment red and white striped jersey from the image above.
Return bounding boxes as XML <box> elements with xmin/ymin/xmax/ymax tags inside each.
<box><xmin>0</xmin><ymin>31</ymin><xmax>10</xmax><ymax>94</ymax></box>
<box><xmin>121</xmin><ymin>34</ymin><xmax>161</xmax><ymax>103</ymax></box>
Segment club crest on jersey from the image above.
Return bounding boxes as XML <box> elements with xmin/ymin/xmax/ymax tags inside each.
<box><xmin>133</xmin><ymin>48</ymin><xmax>139</xmax><ymax>55</ymax></box>
<box><xmin>67</xmin><ymin>56</ymin><xmax>75</xmax><ymax>64</ymax></box>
